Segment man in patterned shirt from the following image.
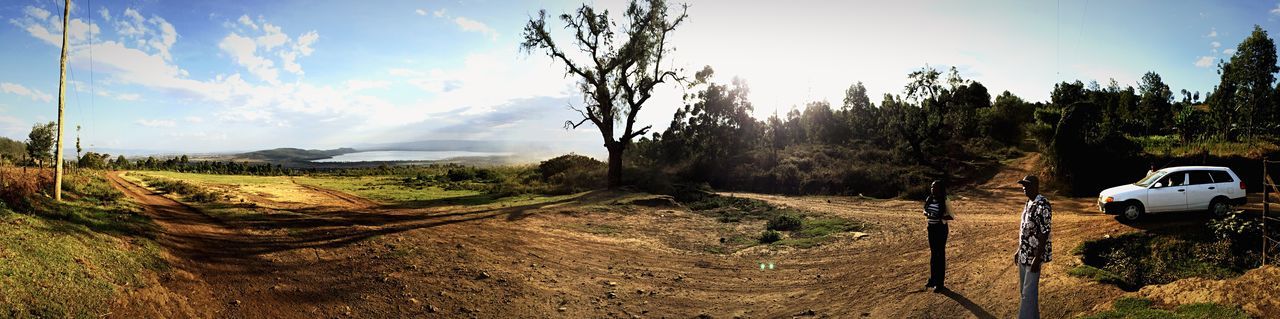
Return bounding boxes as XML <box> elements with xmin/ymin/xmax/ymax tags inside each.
<box><xmin>1015</xmin><ymin>175</ymin><xmax>1051</xmax><ymax>319</ymax></box>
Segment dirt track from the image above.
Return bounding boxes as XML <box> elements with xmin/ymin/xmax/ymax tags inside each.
<box><xmin>103</xmin><ymin>156</ymin><xmax>1268</xmax><ymax>318</ymax></box>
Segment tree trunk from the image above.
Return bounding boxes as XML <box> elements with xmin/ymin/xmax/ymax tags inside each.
<box><xmin>606</xmin><ymin>143</ymin><xmax>623</xmax><ymax>189</ymax></box>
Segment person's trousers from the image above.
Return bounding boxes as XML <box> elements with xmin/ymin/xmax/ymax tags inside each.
<box><xmin>926</xmin><ymin>222</ymin><xmax>948</xmax><ymax>287</ymax></box>
<box><xmin>1018</xmin><ymin>263</ymin><xmax>1041</xmax><ymax>319</ymax></box>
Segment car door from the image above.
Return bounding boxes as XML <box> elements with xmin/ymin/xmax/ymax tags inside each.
<box><xmin>1209</xmin><ymin>170</ymin><xmax>1241</xmax><ymax>199</ymax></box>
<box><xmin>1147</xmin><ymin>172</ymin><xmax>1188</xmax><ymax>213</ymax></box>
<box><xmin>1185</xmin><ymin>170</ymin><xmax>1216</xmax><ymax>211</ymax></box>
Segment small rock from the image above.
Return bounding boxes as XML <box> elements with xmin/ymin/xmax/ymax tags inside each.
<box><xmin>230</xmin><ymin>299</ymin><xmax>241</xmax><ymax>306</ymax></box>
<box><xmin>427</xmin><ymin>305</ymin><xmax>439</xmax><ymax>313</ymax></box>
<box><xmin>606</xmin><ymin>281</ymin><xmax>618</xmax><ymax>287</ymax></box>
<box><xmin>636</xmin><ymin>289</ymin><xmax>646</xmax><ymax>294</ymax></box>
<box><xmin>558</xmin><ymin>306</ymin><xmax>567</xmax><ymax>312</ymax></box>
<box><xmin>409</xmin><ymin>298</ymin><xmax>420</xmax><ymax>305</ymax></box>
<box><xmin>606</xmin><ymin>291</ymin><xmax>617</xmax><ymax>299</ymax></box>
<box><xmin>798</xmin><ymin>309</ymin><xmax>816</xmax><ymax>316</ymax></box>
<box><xmin>477</xmin><ymin>271</ymin><xmax>491</xmax><ymax>280</ymax></box>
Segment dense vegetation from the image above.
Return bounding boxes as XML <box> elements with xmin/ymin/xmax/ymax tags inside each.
<box><xmin>1069</xmin><ymin>214</ymin><xmax>1273</xmax><ymax>290</ymax></box>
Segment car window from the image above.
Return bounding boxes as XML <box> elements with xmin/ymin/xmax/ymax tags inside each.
<box><xmin>1209</xmin><ymin>170</ymin><xmax>1234</xmax><ymax>183</ymax></box>
<box><xmin>1159</xmin><ymin>172</ymin><xmax>1186</xmax><ymax>187</ymax></box>
<box><xmin>1137</xmin><ymin>170</ymin><xmax>1167</xmax><ymax>187</ymax></box>
<box><xmin>1189</xmin><ymin>171</ymin><xmax>1214</xmax><ymax>185</ymax></box>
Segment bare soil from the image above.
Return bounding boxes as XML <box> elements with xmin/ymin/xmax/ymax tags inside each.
<box><xmin>103</xmin><ymin>155</ymin><xmax>1278</xmax><ymax>318</ymax></box>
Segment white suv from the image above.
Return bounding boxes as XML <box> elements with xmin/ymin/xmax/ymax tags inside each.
<box><xmin>1098</xmin><ymin>166</ymin><xmax>1247</xmax><ymax>222</ymax></box>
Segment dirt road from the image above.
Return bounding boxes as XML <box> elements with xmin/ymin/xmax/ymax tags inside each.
<box><xmin>103</xmin><ymin>157</ymin><xmax>1251</xmax><ymax>318</ymax></box>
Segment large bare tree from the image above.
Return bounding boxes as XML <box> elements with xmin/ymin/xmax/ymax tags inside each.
<box><xmin>521</xmin><ymin>0</ymin><xmax>687</xmax><ymax>189</ymax></box>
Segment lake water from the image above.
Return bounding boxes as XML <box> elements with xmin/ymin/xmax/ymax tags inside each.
<box><xmin>311</xmin><ymin>150</ymin><xmax>512</xmax><ymax>163</ymax></box>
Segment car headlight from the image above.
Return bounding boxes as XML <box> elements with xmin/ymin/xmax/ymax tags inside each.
<box><xmin>1105</xmin><ymin>197</ymin><xmax>1114</xmax><ymax>203</ymax></box>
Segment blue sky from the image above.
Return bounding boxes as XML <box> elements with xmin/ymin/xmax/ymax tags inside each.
<box><xmin>0</xmin><ymin>0</ymin><xmax>1278</xmax><ymax>156</ymax></box>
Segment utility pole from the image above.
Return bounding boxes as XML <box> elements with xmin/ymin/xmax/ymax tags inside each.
<box><xmin>53</xmin><ymin>0</ymin><xmax>70</xmax><ymax>202</ymax></box>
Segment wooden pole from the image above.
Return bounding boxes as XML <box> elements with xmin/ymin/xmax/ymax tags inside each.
<box><xmin>1264</xmin><ymin>157</ymin><xmax>1270</xmax><ymax>265</ymax></box>
<box><xmin>53</xmin><ymin>0</ymin><xmax>69</xmax><ymax>202</ymax></box>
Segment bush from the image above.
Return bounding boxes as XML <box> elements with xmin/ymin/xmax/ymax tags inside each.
<box><xmin>766</xmin><ymin>213</ymin><xmax>803</xmax><ymax>231</ymax></box>
<box><xmin>759</xmin><ymin>230</ymin><xmax>782</xmax><ymax>243</ymax></box>
<box><xmin>0</xmin><ymin>168</ymin><xmax>49</xmax><ymax>212</ymax></box>
<box><xmin>538</xmin><ymin>154</ymin><xmax>604</xmax><ymax>180</ymax></box>
<box><xmin>60</xmin><ymin>171</ymin><xmax>123</xmax><ymax>203</ymax></box>
<box><xmin>1073</xmin><ymin>229</ymin><xmax>1256</xmax><ymax>291</ymax></box>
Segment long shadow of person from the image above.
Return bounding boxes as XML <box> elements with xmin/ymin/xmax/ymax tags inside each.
<box><xmin>939</xmin><ymin>289</ymin><xmax>996</xmax><ymax>319</ymax></box>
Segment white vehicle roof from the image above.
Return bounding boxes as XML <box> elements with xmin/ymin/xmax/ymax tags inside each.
<box><xmin>1156</xmin><ymin>166</ymin><xmax>1233</xmax><ymax>172</ymax></box>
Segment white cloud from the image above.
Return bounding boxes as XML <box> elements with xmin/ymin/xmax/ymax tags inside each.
<box><xmin>24</xmin><ymin>6</ymin><xmax>50</xmax><ymax>21</ymax></box>
<box><xmin>415</xmin><ymin>9</ymin><xmax>427</xmax><ymax>16</ymax></box>
<box><xmin>99</xmin><ymin>7</ymin><xmax>110</xmax><ymax>22</ymax></box>
<box><xmin>135</xmin><ymin>119</ymin><xmax>176</xmax><ymax>128</ymax></box>
<box><xmin>220</xmin><ymin>19</ymin><xmax>318</xmax><ymax>79</ymax></box>
<box><xmin>453</xmin><ymin>16</ymin><xmax>498</xmax><ymax>40</ymax></box>
<box><xmin>1194</xmin><ymin>56</ymin><xmax>1215</xmax><ymax>68</ymax></box>
<box><xmin>115</xmin><ymin>93</ymin><xmax>141</xmax><ymax>101</ymax></box>
<box><xmin>345</xmin><ymin>79</ymin><xmax>391</xmax><ymax>91</ymax></box>
<box><xmin>0</xmin><ymin>82</ymin><xmax>53</xmax><ymax>103</ymax></box>
<box><xmin>185</xmin><ymin>116</ymin><xmax>204</xmax><ymax>123</ymax></box>
<box><xmin>10</xmin><ymin>5</ymin><xmax>100</xmax><ymax>46</ymax></box>
<box><xmin>238</xmin><ymin>15</ymin><xmax>258</xmax><ymax>30</ymax></box>
<box><xmin>433</xmin><ymin>9</ymin><xmax>447</xmax><ymax>18</ymax></box>
<box><xmin>257</xmin><ymin>23</ymin><xmax>288</xmax><ymax>50</ymax></box>
<box><xmin>1223</xmin><ymin>48</ymin><xmax>1237</xmax><ymax>55</ymax></box>
<box><xmin>1211</xmin><ymin>41</ymin><xmax>1221</xmax><ymax>49</ymax></box>
<box><xmin>1206</xmin><ymin>28</ymin><xmax>1217</xmax><ymax>38</ymax></box>
<box><xmin>1272</xmin><ymin>3</ymin><xmax>1280</xmax><ymax>16</ymax></box>
<box><xmin>220</xmin><ymin>33</ymin><xmax>280</xmax><ymax>84</ymax></box>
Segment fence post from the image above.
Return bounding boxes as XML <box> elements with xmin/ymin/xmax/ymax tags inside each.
<box><xmin>1265</xmin><ymin>156</ymin><xmax>1270</xmax><ymax>265</ymax></box>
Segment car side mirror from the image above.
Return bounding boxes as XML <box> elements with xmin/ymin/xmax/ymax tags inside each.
<box><xmin>1153</xmin><ymin>182</ymin><xmax>1163</xmax><ymax>188</ymax></box>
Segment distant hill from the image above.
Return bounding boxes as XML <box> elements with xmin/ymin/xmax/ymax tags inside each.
<box><xmin>234</xmin><ymin>148</ymin><xmax>358</xmax><ymax>162</ymax></box>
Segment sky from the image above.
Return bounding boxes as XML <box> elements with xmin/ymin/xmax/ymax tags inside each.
<box><xmin>0</xmin><ymin>0</ymin><xmax>1278</xmax><ymax>157</ymax></box>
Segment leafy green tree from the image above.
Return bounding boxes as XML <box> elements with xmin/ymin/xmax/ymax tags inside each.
<box><xmin>521</xmin><ymin>0</ymin><xmax>688</xmax><ymax>189</ymax></box>
<box><xmin>1210</xmin><ymin>25</ymin><xmax>1278</xmax><ymax>139</ymax></box>
<box><xmin>840</xmin><ymin>82</ymin><xmax>878</xmax><ymax>142</ymax></box>
<box><xmin>1136</xmin><ymin>71</ymin><xmax>1173</xmax><ymax>135</ymax></box>
<box><xmin>658</xmin><ymin>66</ymin><xmax>757</xmax><ymax>184</ymax></box>
<box><xmin>26</xmin><ymin>122</ymin><xmax>55</xmax><ymax>167</ymax></box>
<box><xmin>0</xmin><ymin>137</ymin><xmax>24</xmax><ymax>163</ymax></box>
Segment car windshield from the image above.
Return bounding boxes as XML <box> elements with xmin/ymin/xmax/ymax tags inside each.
<box><xmin>1135</xmin><ymin>170</ymin><xmax>1167</xmax><ymax>187</ymax></box>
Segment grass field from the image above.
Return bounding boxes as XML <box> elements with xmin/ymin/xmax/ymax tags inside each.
<box><xmin>0</xmin><ymin>168</ymin><xmax>166</xmax><ymax>318</ymax></box>
<box><xmin>291</xmin><ymin>175</ymin><xmax>484</xmax><ymax>205</ymax></box>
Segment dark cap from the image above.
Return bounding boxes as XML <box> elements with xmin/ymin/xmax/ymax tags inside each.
<box><xmin>1017</xmin><ymin>175</ymin><xmax>1038</xmax><ymax>186</ymax></box>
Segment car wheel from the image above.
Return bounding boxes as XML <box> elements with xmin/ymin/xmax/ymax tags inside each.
<box><xmin>1210</xmin><ymin>199</ymin><xmax>1231</xmax><ymax>218</ymax></box>
<box><xmin>1121</xmin><ymin>203</ymin><xmax>1143</xmax><ymax>222</ymax></box>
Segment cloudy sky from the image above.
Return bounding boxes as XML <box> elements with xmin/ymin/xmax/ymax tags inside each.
<box><xmin>0</xmin><ymin>0</ymin><xmax>1277</xmax><ymax>155</ymax></box>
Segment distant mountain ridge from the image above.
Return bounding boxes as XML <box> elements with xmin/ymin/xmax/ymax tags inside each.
<box><xmin>234</xmin><ymin>148</ymin><xmax>358</xmax><ymax>162</ymax></box>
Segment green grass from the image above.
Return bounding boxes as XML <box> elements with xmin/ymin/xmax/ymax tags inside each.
<box><xmin>1080</xmin><ymin>297</ymin><xmax>1250</xmax><ymax>319</ymax></box>
<box><xmin>687</xmin><ymin>195</ymin><xmax>867</xmax><ymax>249</ymax></box>
<box><xmin>1068</xmin><ymin>265</ymin><xmax>1127</xmax><ymax>286</ymax></box>
<box><xmin>776</xmin><ymin>217</ymin><xmax>867</xmax><ymax>248</ymax></box>
<box><xmin>1129</xmin><ymin>135</ymin><xmax>1280</xmax><ymax>157</ymax></box>
<box><xmin>292</xmin><ymin>175</ymin><xmax>485</xmax><ymax>206</ymax></box>
<box><xmin>0</xmin><ymin>169</ymin><xmax>166</xmax><ymax>318</ymax></box>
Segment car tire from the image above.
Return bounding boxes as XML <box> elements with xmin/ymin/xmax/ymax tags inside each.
<box><xmin>1119</xmin><ymin>202</ymin><xmax>1144</xmax><ymax>222</ymax></box>
<box><xmin>1209</xmin><ymin>198</ymin><xmax>1231</xmax><ymax>218</ymax></box>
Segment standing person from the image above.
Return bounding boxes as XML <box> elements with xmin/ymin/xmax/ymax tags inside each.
<box><xmin>1014</xmin><ymin>175</ymin><xmax>1052</xmax><ymax>319</ymax></box>
<box><xmin>923</xmin><ymin>180</ymin><xmax>953</xmax><ymax>293</ymax></box>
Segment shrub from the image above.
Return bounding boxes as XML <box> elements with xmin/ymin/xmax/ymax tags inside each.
<box><xmin>538</xmin><ymin>154</ymin><xmax>604</xmax><ymax>180</ymax></box>
<box><xmin>759</xmin><ymin>230</ymin><xmax>782</xmax><ymax>243</ymax></box>
<box><xmin>0</xmin><ymin>168</ymin><xmax>48</xmax><ymax>212</ymax></box>
<box><xmin>766</xmin><ymin>213</ymin><xmax>803</xmax><ymax>231</ymax></box>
